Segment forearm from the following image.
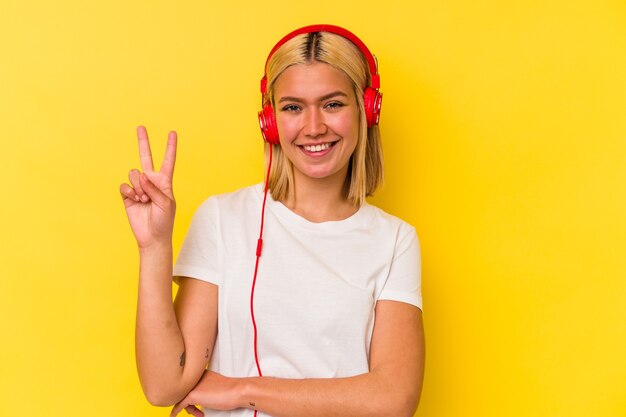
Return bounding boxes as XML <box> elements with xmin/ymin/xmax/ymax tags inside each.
<box><xmin>171</xmin><ymin>303</ymin><xmax>424</xmax><ymax>417</ymax></box>
<box><xmin>135</xmin><ymin>242</ymin><xmax>188</xmax><ymax>405</ymax></box>
<box><xmin>241</xmin><ymin>369</ymin><xmax>419</xmax><ymax>417</ymax></box>
<box><xmin>237</xmin><ymin>304</ymin><xmax>424</xmax><ymax>417</ymax></box>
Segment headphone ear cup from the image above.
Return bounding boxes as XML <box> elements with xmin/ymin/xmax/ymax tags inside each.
<box><xmin>363</xmin><ymin>87</ymin><xmax>383</xmax><ymax>128</ymax></box>
<box><xmin>258</xmin><ymin>104</ymin><xmax>280</xmax><ymax>145</ymax></box>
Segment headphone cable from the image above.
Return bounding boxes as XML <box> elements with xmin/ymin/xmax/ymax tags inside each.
<box><xmin>250</xmin><ymin>144</ymin><xmax>273</xmax><ymax>416</ymax></box>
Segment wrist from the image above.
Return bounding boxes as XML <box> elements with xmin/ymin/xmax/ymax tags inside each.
<box><xmin>240</xmin><ymin>376</ymin><xmax>261</xmax><ymax>410</ymax></box>
<box><xmin>138</xmin><ymin>240</ymin><xmax>172</xmax><ymax>257</ymax></box>
<box><xmin>138</xmin><ymin>242</ymin><xmax>173</xmax><ymax>283</ymax></box>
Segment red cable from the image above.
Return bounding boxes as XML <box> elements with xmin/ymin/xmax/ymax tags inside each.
<box><xmin>250</xmin><ymin>145</ymin><xmax>273</xmax><ymax>416</ymax></box>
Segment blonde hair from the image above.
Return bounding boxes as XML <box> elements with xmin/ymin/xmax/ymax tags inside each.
<box><xmin>263</xmin><ymin>31</ymin><xmax>383</xmax><ymax>206</ymax></box>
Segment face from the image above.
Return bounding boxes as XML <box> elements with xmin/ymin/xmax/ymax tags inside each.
<box><xmin>273</xmin><ymin>62</ymin><xmax>360</xmax><ymax>185</ymax></box>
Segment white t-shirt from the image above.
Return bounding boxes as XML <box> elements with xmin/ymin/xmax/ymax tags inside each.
<box><xmin>173</xmin><ymin>184</ymin><xmax>422</xmax><ymax>417</ymax></box>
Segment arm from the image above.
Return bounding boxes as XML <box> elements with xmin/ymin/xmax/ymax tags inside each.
<box><xmin>136</xmin><ymin>266</ymin><xmax>218</xmax><ymax>406</ymax></box>
<box><xmin>121</xmin><ymin>127</ymin><xmax>218</xmax><ymax>405</ymax></box>
<box><xmin>172</xmin><ymin>300</ymin><xmax>424</xmax><ymax>417</ymax></box>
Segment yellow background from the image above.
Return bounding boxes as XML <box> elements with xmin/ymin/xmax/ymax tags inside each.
<box><xmin>1</xmin><ymin>1</ymin><xmax>624</xmax><ymax>416</ymax></box>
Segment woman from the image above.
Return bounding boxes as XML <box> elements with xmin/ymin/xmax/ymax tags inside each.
<box><xmin>120</xmin><ymin>24</ymin><xmax>424</xmax><ymax>417</ymax></box>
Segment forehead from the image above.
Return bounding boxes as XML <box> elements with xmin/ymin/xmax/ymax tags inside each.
<box><xmin>273</xmin><ymin>62</ymin><xmax>354</xmax><ymax>98</ymax></box>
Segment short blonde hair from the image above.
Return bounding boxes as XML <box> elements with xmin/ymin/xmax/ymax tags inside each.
<box><xmin>263</xmin><ymin>31</ymin><xmax>383</xmax><ymax>206</ymax></box>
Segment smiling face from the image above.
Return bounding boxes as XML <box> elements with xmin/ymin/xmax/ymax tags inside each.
<box><xmin>273</xmin><ymin>62</ymin><xmax>360</xmax><ymax>187</ymax></box>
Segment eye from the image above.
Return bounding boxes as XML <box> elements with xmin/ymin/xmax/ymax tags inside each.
<box><xmin>325</xmin><ymin>101</ymin><xmax>344</xmax><ymax>110</ymax></box>
<box><xmin>281</xmin><ymin>104</ymin><xmax>301</xmax><ymax>112</ymax></box>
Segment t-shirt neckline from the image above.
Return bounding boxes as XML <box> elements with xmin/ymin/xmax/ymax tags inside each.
<box><xmin>253</xmin><ymin>183</ymin><xmax>374</xmax><ymax>232</ymax></box>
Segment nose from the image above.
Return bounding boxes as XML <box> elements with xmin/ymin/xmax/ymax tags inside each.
<box><xmin>303</xmin><ymin>107</ymin><xmax>327</xmax><ymax>138</ymax></box>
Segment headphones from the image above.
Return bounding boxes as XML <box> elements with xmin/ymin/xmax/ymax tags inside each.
<box><xmin>258</xmin><ymin>24</ymin><xmax>383</xmax><ymax>145</ymax></box>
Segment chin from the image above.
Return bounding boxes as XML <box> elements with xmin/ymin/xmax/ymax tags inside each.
<box><xmin>303</xmin><ymin>171</ymin><xmax>333</xmax><ymax>180</ymax></box>
<box><xmin>300</xmin><ymin>167</ymin><xmax>345</xmax><ymax>181</ymax></box>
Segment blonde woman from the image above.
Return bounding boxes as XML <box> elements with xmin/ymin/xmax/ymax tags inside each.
<box><xmin>120</xmin><ymin>24</ymin><xmax>424</xmax><ymax>417</ymax></box>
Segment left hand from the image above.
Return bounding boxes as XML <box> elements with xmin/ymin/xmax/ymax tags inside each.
<box><xmin>170</xmin><ymin>371</ymin><xmax>245</xmax><ymax>417</ymax></box>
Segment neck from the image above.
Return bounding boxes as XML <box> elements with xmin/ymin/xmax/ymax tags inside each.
<box><xmin>283</xmin><ymin>170</ymin><xmax>359</xmax><ymax>223</ymax></box>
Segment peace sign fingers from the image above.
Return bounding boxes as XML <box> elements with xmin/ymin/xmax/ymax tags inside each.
<box><xmin>136</xmin><ymin>126</ymin><xmax>177</xmax><ymax>181</ymax></box>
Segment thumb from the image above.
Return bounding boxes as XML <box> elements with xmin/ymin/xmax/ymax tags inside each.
<box><xmin>140</xmin><ymin>173</ymin><xmax>172</xmax><ymax>208</ymax></box>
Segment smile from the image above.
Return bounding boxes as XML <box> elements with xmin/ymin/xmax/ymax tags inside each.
<box><xmin>300</xmin><ymin>141</ymin><xmax>337</xmax><ymax>153</ymax></box>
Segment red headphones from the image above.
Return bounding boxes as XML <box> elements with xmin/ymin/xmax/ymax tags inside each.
<box><xmin>258</xmin><ymin>24</ymin><xmax>383</xmax><ymax>145</ymax></box>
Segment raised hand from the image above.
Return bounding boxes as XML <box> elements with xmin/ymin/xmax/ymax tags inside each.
<box><xmin>120</xmin><ymin>126</ymin><xmax>178</xmax><ymax>249</ymax></box>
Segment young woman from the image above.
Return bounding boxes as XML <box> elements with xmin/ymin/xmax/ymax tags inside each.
<box><xmin>120</xmin><ymin>25</ymin><xmax>424</xmax><ymax>417</ymax></box>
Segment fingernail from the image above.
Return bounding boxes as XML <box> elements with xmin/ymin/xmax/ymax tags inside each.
<box><xmin>134</xmin><ymin>195</ymin><xmax>140</xmax><ymax>202</ymax></box>
<box><xmin>141</xmin><ymin>195</ymin><xmax>149</xmax><ymax>203</ymax></box>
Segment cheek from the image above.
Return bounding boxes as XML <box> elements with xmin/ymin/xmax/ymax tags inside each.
<box><xmin>334</xmin><ymin>111</ymin><xmax>360</xmax><ymax>138</ymax></box>
<box><xmin>276</xmin><ymin>115</ymin><xmax>299</xmax><ymax>139</ymax></box>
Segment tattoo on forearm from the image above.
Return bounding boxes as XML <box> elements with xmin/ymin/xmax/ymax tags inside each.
<box><xmin>205</xmin><ymin>348</ymin><xmax>209</xmax><ymax>359</ymax></box>
<box><xmin>179</xmin><ymin>351</ymin><xmax>186</xmax><ymax>367</ymax></box>
<box><xmin>249</xmin><ymin>402</ymin><xmax>256</xmax><ymax>408</ymax></box>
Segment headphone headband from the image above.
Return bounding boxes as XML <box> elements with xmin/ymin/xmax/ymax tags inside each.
<box><xmin>260</xmin><ymin>24</ymin><xmax>380</xmax><ymax>94</ymax></box>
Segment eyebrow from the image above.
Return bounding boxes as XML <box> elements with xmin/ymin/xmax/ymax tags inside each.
<box><xmin>278</xmin><ymin>91</ymin><xmax>349</xmax><ymax>103</ymax></box>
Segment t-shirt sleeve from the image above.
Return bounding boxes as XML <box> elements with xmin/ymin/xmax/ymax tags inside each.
<box><xmin>378</xmin><ymin>223</ymin><xmax>422</xmax><ymax>310</ymax></box>
<box><xmin>173</xmin><ymin>197</ymin><xmax>222</xmax><ymax>286</ymax></box>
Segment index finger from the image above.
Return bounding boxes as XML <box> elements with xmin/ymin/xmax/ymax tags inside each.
<box><xmin>137</xmin><ymin>125</ymin><xmax>154</xmax><ymax>172</ymax></box>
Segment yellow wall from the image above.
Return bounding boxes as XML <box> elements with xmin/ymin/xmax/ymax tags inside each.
<box><xmin>1</xmin><ymin>1</ymin><xmax>624</xmax><ymax>416</ymax></box>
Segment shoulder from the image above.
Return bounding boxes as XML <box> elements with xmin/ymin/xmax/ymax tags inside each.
<box><xmin>366</xmin><ymin>203</ymin><xmax>418</xmax><ymax>242</ymax></box>
<box><xmin>194</xmin><ymin>183</ymin><xmax>262</xmax><ymax>215</ymax></box>
<box><xmin>185</xmin><ymin>184</ymin><xmax>263</xmax><ymax>234</ymax></box>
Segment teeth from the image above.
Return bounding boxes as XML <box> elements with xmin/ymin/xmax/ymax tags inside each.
<box><xmin>303</xmin><ymin>143</ymin><xmax>332</xmax><ymax>152</ymax></box>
